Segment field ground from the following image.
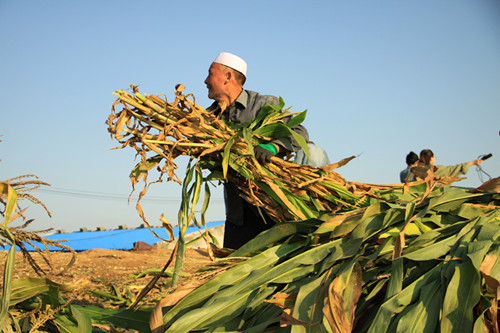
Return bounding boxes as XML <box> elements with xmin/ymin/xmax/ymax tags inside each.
<box><xmin>1</xmin><ymin>247</ymin><xmax>214</xmax><ymax>308</ymax></box>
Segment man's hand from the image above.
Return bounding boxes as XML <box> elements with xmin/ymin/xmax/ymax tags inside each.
<box><xmin>254</xmin><ymin>143</ymin><xmax>278</xmax><ymax>164</ymax></box>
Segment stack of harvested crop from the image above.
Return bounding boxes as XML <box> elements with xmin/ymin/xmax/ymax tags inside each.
<box><xmin>152</xmin><ymin>185</ymin><xmax>500</xmax><ymax>332</ymax></box>
<box><xmin>107</xmin><ymin>84</ymin><xmax>451</xmax><ymax>224</ymax></box>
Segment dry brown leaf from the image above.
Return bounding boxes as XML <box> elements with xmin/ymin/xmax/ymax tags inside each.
<box><xmin>149</xmin><ymin>278</ymin><xmax>209</xmax><ymax>332</ymax></box>
<box><xmin>323</xmin><ymin>285</ymin><xmax>351</xmax><ymax>333</ymax></box>
<box><xmin>470</xmin><ymin>176</ymin><xmax>500</xmax><ymax>193</ymax></box>
<box><xmin>160</xmin><ymin>214</ymin><xmax>175</xmax><ymax>241</ymax></box>
<box><xmin>265</xmin><ymin>292</ymin><xmax>297</xmax><ymax>309</ymax></box>
<box><xmin>279</xmin><ymin>308</ymin><xmax>315</xmax><ymax>327</ymax></box>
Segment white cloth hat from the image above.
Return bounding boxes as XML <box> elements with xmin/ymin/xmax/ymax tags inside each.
<box><xmin>213</xmin><ymin>52</ymin><xmax>247</xmax><ymax>77</ymax></box>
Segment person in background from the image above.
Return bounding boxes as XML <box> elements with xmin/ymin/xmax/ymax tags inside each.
<box><xmin>417</xmin><ymin>149</ymin><xmax>484</xmax><ymax>178</ymax></box>
<box><xmin>400</xmin><ymin>151</ymin><xmax>419</xmax><ymax>182</ymax></box>
<box><xmin>204</xmin><ymin>52</ymin><xmax>309</xmax><ymax>249</ymax></box>
<box><xmin>294</xmin><ymin>141</ymin><xmax>331</xmax><ymax>167</ymax></box>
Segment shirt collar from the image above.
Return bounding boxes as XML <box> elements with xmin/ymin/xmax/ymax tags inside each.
<box><xmin>233</xmin><ymin>89</ymin><xmax>248</xmax><ymax>109</ymax></box>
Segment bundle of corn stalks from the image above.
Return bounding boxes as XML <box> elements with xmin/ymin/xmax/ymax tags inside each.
<box><xmin>106</xmin><ymin>84</ymin><xmax>458</xmax><ymax>226</ymax></box>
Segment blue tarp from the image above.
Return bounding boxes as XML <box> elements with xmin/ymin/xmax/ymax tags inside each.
<box><xmin>19</xmin><ymin>221</ymin><xmax>225</xmax><ymax>252</ymax></box>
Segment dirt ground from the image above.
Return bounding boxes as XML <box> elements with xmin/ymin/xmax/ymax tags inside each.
<box><xmin>1</xmin><ymin>247</ymin><xmax>215</xmax><ymax>308</ymax></box>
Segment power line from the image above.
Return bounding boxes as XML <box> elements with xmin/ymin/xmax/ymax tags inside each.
<box><xmin>36</xmin><ymin>187</ymin><xmax>223</xmax><ymax>204</ymax></box>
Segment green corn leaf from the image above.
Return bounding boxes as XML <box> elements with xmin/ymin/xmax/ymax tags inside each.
<box><xmin>289</xmin><ymin>127</ymin><xmax>309</xmax><ymax>156</ymax></box>
<box><xmin>315</xmin><ymin>210</ymin><xmax>364</xmax><ymax>237</ymax></box>
<box><xmin>163</xmin><ymin>243</ymin><xmax>303</xmax><ymax>326</ymax></box>
<box><xmin>454</xmin><ymin>203</ymin><xmax>496</xmax><ymax>220</ymax></box>
<box><xmin>166</xmin><ymin>288</ymin><xmax>261</xmax><ymax>332</ymax></box>
<box><xmin>248</xmin><ymin>103</ymin><xmax>281</xmax><ymax>130</ymax></box>
<box><xmin>441</xmin><ymin>259</ymin><xmax>481</xmax><ymax>333</ymax></box>
<box><xmin>167</xmin><ymin>240</ymin><xmax>337</xmax><ymax>331</ymax></box>
<box><xmin>428</xmin><ymin>187</ymin><xmax>484</xmax><ymax>212</ymax></box>
<box><xmin>2</xmin><ymin>184</ymin><xmax>18</xmax><ymax>227</ymax></box>
<box><xmin>394</xmin><ymin>278</ymin><xmax>441</xmax><ymax>333</ymax></box>
<box><xmin>91</xmin><ymin>290</ymin><xmax>126</xmax><ymax>302</ymax></box>
<box><xmin>252</xmin><ymin>180</ymin><xmax>307</xmax><ymax>220</ymax></box>
<box><xmin>213</xmin><ymin>238</ymin><xmax>361</xmax><ymax>306</ymax></box>
<box><xmin>364</xmin><ymin>279</ymin><xmax>388</xmax><ymax>302</ymax></box>
<box><xmin>222</xmin><ymin>135</ymin><xmax>235</xmax><ymax>179</ymax></box>
<box><xmin>209</xmin><ymin>286</ymin><xmax>278</xmax><ymax>331</ymax></box>
<box><xmin>187</xmin><ymin>165</ymin><xmax>203</xmax><ymax>227</ymax></box>
<box><xmin>9</xmin><ymin>278</ymin><xmax>71</xmax><ymax>306</ymax></box>
<box><xmin>271</xmin><ymin>264</ymin><xmax>318</xmax><ymax>284</ymax></box>
<box><xmin>336</xmin><ymin>261</ymin><xmax>362</xmax><ymax>325</ymax></box>
<box><xmin>385</xmin><ymin>257</ymin><xmax>403</xmax><ymax>301</ymax></box>
<box><xmin>367</xmin><ymin>265</ymin><xmax>441</xmax><ymax>333</ymax></box>
<box><xmin>286</xmin><ymin>110</ymin><xmax>308</xmax><ymax>128</ymax></box>
<box><xmin>241</xmin><ymin>127</ymin><xmax>254</xmax><ymax>154</ymax></box>
<box><xmin>200</xmin><ymin>182</ymin><xmax>211</xmax><ymax>226</ymax></box>
<box><xmin>70</xmin><ymin>306</ymin><xmax>92</xmax><ymax>333</ymax></box>
<box><xmin>0</xmin><ymin>244</ymin><xmax>15</xmax><ymax>331</ymax></box>
<box><xmin>404</xmin><ymin>220</ymin><xmax>476</xmax><ymax>261</ymax></box>
<box><xmin>467</xmin><ymin>239</ymin><xmax>497</xmax><ymax>271</ymax></box>
<box><xmin>227</xmin><ymin>153</ymin><xmax>255</xmax><ymax>180</ymax></box>
<box><xmin>73</xmin><ymin>305</ymin><xmax>151</xmax><ymax>332</ymax></box>
<box><xmin>231</xmin><ymin>221</ymin><xmax>317</xmax><ymax>257</ymax></box>
<box><xmin>52</xmin><ymin>313</ymin><xmax>78</xmax><ymax>333</ymax></box>
<box><xmin>292</xmin><ymin>271</ymin><xmax>330</xmax><ymax>327</ymax></box>
<box><xmin>253</xmin><ymin>122</ymin><xmax>294</xmax><ymax>139</ymax></box>
<box><xmin>482</xmin><ymin>247</ymin><xmax>500</xmax><ymax>284</ymax></box>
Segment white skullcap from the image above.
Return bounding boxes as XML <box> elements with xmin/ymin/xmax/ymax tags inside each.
<box><xmin>213</xmin><ymin>52</ymin><xmax>247</xmax><ymax>77</ymax></box>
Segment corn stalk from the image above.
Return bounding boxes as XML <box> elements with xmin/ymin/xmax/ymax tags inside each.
<box><xmin>0</xmin><ymin>177</ymin><xmax>83</xmax><ymax>331</ymax></box>
<box><xmin>0</xmin><ymin>176</ymin><xmax>76</xmax><ymax>276</ymax></box>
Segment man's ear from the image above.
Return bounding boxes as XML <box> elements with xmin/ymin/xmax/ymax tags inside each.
<box><xmin>225</xmin><ymin>70</ymin><xmax>232</xmax><ymax>83</ymax></box>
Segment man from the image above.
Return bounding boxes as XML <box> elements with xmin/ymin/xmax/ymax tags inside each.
<box><xmin>205</xmin><ymin>52</ymin><xmax>309</xmax><ymax>249</ymax></box>
<box><xmin>399</xmin><ymin>151</ymin><xmax>419</xmax><ymax>183</ymax></box>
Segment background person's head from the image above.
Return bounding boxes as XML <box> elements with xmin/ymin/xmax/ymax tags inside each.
<box><xmin>406</xmin><ymin>151</ymin><xmax>419</xmax><ymax>166</ymax></box>
<box><xmin>419</xmin><ymin>149</ymin><xmax>435</xmax><ymax>166</ymax></box>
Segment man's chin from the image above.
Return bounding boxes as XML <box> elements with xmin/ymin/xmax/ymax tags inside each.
<box><xmin>208</xmin><ymin>92</ymin><xmax>222</xmax><ymax>101</ymax></box>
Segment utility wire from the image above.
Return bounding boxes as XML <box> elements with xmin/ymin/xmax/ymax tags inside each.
<box><xmin>36</xmin><ymin>187</ymin><xmax>223</xmax><ymax>204</ymax></box>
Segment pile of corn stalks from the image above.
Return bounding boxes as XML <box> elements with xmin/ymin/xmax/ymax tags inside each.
<box><xmin>155</xmin><ymin>184</ymin><xmax>500</xmax><ymax>332</ymax></box>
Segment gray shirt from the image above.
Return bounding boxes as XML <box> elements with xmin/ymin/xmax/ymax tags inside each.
<box><xmin>400</xmin><ymin>166</ymin><xmax>416</xmax><ymax>183</ymax></box>
<box><xmin>208</xmin><ymin>89</ymin><xmax>309</xmax><ymax>226</ymax></box>
<box><xmin>295</xmin><ymin>142</ymin><xmax>331</xmax><ymax>167</ymax></box>
<box><xmin>208</xmin><ymin>90</ymin><xmax>309</xmax><ymax>151</ymax></box>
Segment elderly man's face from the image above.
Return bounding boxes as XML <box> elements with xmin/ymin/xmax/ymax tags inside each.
<box><xmin>204</xmin><ymin>63</ymin><xmax>227</xmax><ymax>101</ymax></box>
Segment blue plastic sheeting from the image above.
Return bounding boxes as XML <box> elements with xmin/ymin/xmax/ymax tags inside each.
<box><xmin>19</xmin><ymin>221</ymin><xmax>225</xmax><ymax>252</ymax></box>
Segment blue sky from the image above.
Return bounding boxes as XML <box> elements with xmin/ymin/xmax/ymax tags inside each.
<box><xmin>1</xmin><ymin>1</ymin><xmax>499</xmax><ymax>232</ymax></box>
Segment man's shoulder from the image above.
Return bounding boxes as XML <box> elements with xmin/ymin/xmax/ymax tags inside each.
<box><xmin>244</xmin><ymin>90</ymin><xmax>279</xmax><ymax>106</ymax></box>
<box><xmin>246</xmin><ymin>90</ymin><xmax>278</xmax><ymax>100</ymax></box>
